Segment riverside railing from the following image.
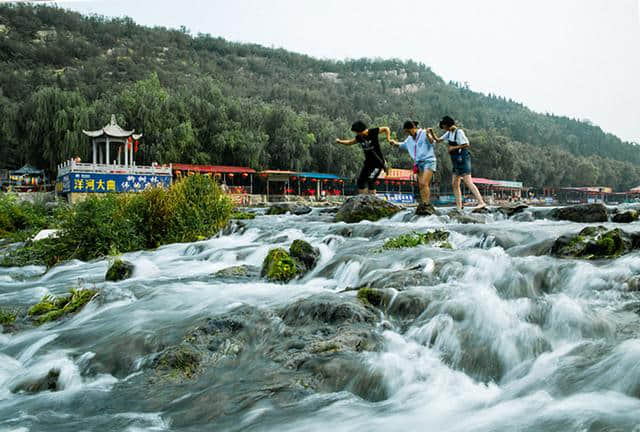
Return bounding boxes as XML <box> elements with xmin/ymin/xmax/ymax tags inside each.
<box><xmin>57</xmin><ymin>160</ymin><xmax>172</xmax><ymax>177</ymax></box>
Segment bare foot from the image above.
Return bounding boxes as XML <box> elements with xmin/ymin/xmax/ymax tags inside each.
<box><xmin>474</xmin><ymin>203</ymin><xmax>487</xmax><ymax>210</ymax></box>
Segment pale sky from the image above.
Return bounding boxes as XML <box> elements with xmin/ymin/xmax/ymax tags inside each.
<box><xmin>12</xmin><ymin>0</ymin><xmax>640</xmax><ymax>143</ymax></box>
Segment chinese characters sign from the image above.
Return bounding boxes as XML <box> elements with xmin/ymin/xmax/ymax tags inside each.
<box><xmin>58</xmin><ymin>173</ymin><xmax>172</xmax><ymax>194</ymax></box>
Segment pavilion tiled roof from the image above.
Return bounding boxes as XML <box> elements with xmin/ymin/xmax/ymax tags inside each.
<box><xmin>83</xmin><ymin>114</ymin><xmax>136</xmax><ymax>138</ymax></box>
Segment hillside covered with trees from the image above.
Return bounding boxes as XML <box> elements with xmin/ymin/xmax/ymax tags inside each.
<box><xmin>1</xmin><ymin>3</ymin><xmax>638</xmax><ymax>189</ymax></box>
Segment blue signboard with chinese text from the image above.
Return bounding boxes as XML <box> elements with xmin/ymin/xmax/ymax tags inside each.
<box><xmin>378</xmin><ymin>193</ymin><xmax>416</xmax><ymax>204</ymax></box>
<box><xmin>57</xmin><ymin>172</ymin><xmax>171</xmax><ymax>194</ymax></box>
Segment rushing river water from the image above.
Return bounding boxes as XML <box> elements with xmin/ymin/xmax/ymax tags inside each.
<box><xmin>2</xmin><ymin>206</ymin><xmax>640</xmax><ymax>432</ymax></box>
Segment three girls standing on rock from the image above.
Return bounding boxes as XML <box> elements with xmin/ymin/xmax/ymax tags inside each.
<box><xmin>336</xmin><ymin>116</ymin><xmax>486</xmax><ymax>211</ymax></box>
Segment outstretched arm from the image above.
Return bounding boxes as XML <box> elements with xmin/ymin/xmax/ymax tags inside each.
<box><xmin>427</xmin><ymin>128</ymin><xmax>444</xmax><ymax>142</ymax></box>
<box><xmin>378</xmin><ymin>126</ymin><xmax>392</xmax><ymax>143</ymax></box>
<box><xmin>335</xmin><ymin>138</ymin><xmax>357</xmax><ymax>146</ymax></box>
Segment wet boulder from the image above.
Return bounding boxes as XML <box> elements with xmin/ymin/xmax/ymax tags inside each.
<box><xmin>279</xmin><ymin>294</ymin><xmax>376</xmax><ymax>326</ymax></box>
<box><xmin>415</xmin><ymin>202</ymin><xmax>439</xmax><ymax>216</ymax></box>
<box><xmin>289</xmin><ymin>239</ymin><xmax>320</xmax><ymax>271</ymax></box>
<box><xmin>214</xmin><ymin>265</ymin><xmax>259</xmax><ymax>280</ymax></box>
<box><xmin>105</xmin><ymin>259</ymin><xmax>134</xmax><ymax>282</ymax></box>
<box><xmin>334</xmin><ymin>195</ymin><xmax>401</xmax><ymax>223</ymax></box>
<box><xmin>154</xmin><ymin>345</ymin><xmax>202</xmax><ymax>380</ymax></box>
<box><xmin>550</xmin><ymin>203</ymin><xmax>608</xmax><ymax>223</ymax></box>
<box><xmin>262</xmin><ymin>248</ymin><xmax>298</xmax><ymax>282</ymax></box>
<box><xmin>267</xmin><ymin>203</ymin><xmax>312</xmax><ymax>216</ymax></box>
<box><xmin>551</xmin><ymin>226</ymin><xmax>636</xmax><ymax>259</ymax></box>
<box><xmin>382</xmin><ymin>230</ymin><xmax>452</xmax><ymax>250</ymax></box>
<box><xmin>11</xmin><ymin>369</ymin><xmax>60</xmax><ymax>393</ymax></box>
<box><xmin>448</xmin><ymin>209</ymin><xmax>486</xmax><ymax>224</ymax></box>
<box><xmin>498</xmin><ymin>204</ymin><xmax>529</xmax><ymax>217</ymax></box>
<box><xmin>612</xmin><ymin>210</ymin><xmax>639</xmax><ymax>223</ymax></box>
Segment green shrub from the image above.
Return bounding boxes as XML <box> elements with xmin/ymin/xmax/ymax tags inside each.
<box><xmin>2</xmin><ymin>175</ymin><xmax>233</xmax><ymax>267</ymax></box>
<box><xmin>165</xmin><ymin>175</ymin><xmax>233</xmax><ymax>243</ymax></box>
<box><xmin>0</xmin><ymin>193</ymin><xmax>51</xmax><ymax>241</ymax></box>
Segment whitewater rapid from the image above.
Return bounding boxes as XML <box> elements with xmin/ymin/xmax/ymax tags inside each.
<box><xmin>1</xmin><ymin>207</ymin><xmax>640</xmax><ymax>432</ymax></box>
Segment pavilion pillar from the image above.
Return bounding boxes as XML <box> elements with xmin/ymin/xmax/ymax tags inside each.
<box><xmin>92</xmin><ymin>139</ymin><xmax>97</xmax><ymax>164</ymax></box>
<box><xmin>124</xmin><ymin>139</ymin><xmax>128</xmax><ymax>167</ymax></box>
<box><xmin>106</xmin><ymin>137</ymin><xmax>110</xmax><ymax>166</ymax></box>
<box><xmin>130</xmin><ymin>140</ymin><xmax>135</xmax><ymax>166</ymax></box>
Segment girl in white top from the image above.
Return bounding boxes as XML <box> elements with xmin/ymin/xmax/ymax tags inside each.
<box><xmin>431</xmin><ymin>116</ymin><xmax>486</xmax><ymax>210</ymax></box>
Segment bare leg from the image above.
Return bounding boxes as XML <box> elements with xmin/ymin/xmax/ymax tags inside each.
<box><xmin>462</xmin><ymin>175</ymin><xmax>486</xmax><ymax>208</ymax></box>
<box><xmin>369</xmin><ymin>189</ymin><xmax>377</xmax><ymax>195</ymax></box>
<box><xmin>358</xmin><ymin>188</ymin><xmax>369</xmax><ymax>195</ymax></box>
<box><xmin>418</xmin><ymin>169</ymin><xmax>433</xmax><ymax>204</ymax></box>
<box><xmin>452</xmin><ymin>175</ymin><xmax>463</xmax><ymax>209</ymax></box>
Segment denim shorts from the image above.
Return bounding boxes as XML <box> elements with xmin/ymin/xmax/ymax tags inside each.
<box><xmin>450</xmin><ymin>152</ymin><xmax>471</xmax><ymax>176</ymax></box>
<box><xmin>416</xmin><ymin>159</ymin><xmax>437</xmax><ymax>173</ymax></box>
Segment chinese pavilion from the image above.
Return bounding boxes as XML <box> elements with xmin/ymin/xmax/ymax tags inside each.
<box><xmin>56</xmin><ymin>115</ymin><xmax>172</xmax><ymax>202</ymax></box>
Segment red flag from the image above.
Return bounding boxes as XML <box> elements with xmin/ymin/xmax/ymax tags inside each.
<box><xmin>134</xmin><ymin>140</ymin><xmax>139</xmax><ymax>152</ymax></box>
<box><xmin>127</xmin><ymin>136</ymin><xmax>132</xmax><ymax>150</ymax></box>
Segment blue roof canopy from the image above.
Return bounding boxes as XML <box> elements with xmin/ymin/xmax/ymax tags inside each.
<box><xmin>297</xmin><ymin>172</ymin><xmax>342</xmax><ymax>180</ymax></box>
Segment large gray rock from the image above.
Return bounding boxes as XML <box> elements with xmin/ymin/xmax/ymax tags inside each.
<box><xmin>551</xmin><ymin>226</ymin><xmax>640</xmax><ymax>259</ymax></box>
<box><xmin>334</xmin><ymin>195</ymin><xmax>401</xmax><ymax>223</ymax></box>
<box><xmin>612</xmin><ymin>210</ymin><xmax>639</xmax><ymax>223</ymax></box>
<box><xmin>267</xmin><ymin>203</ymin><xmax>312</xmax><ymax>216</ymax></box>
<box><xmin>498</xmin><ymin>204</ymin><xmax>529</xmax><ymax>217</ymax></box>
<box><xmin>550</xmin><ymin>203</ymin><xmax>608</xmax><ymax>223</ymax></box>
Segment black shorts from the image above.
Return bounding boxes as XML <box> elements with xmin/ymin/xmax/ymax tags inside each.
<box><xmin>357</xmin><ymin>158</ymin><xmax>384</xmax><ymax>190</ymax></box>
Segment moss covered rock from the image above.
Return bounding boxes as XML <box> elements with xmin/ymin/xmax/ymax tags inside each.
<box><xmin>383</xmin><ymin>230</ymin><xmax>451</xmax><ymax>250</ymax></box>
<box><xmin>0</xmin><ymin>307</ymin><xmax>17</xmax><ymax>326</ymax></box>
<box><xmin>356</xmin><ymin>287</ymin><xmax>387</xmax><ymax>308</ymax></box>
<box><xmin>230</xmin><ymin>211</ymin><xmax>256</xmax><ymax>220</ymax></box>
<box><xmin>415</xmin><ymin>202</ymin><xmax>439</xmax><ymax>216</ymax></box>
<box><xmin>289</xmin><ymin>239</ymin><xmax>319</xmax><ymax>271</ymax></box>
<box><xmin>551</xmin><ymin>226</ymin><xmax>632</xmax><ymax>259</ymax></box>
<box><xmin>105</xmin><ymin>259</ymin><xmax>134</xmax><ymax>282</ymax></box>
<box><xmin>262</xmin><ymin>248</ymin><xmax>298</xmax><ymax>282</ymax></box>
<box><xmin>550</xmin><ymin>203</ymin><xmax>608</xmax><ymax>223</ymax></box>
<box><xmin>612</xmin><ymin>210</ymin><xmax>638</xmax><ymax>223</ymax></box>
<box><xmin>334</xmin><ymin>195</ymin><xmax>401</xmax><ymax>223</ymax></box>
<box><xmin>28</xmin><ymin>288</ymin><xmax>98</xmax><ymax>325</ymax></box>
<box><xmin>154</xmin><ymin>345</ymin><xmax>201</xmax><ymax>380</ymax></box>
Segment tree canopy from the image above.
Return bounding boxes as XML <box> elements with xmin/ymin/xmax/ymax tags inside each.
<box><xmin>1</xmin><ymin>3</ymin><xmax>638</xmax><ymax>189</ymax></box>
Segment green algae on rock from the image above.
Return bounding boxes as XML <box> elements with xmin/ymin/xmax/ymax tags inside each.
<box><xmin>28</xmin><ymin>288</ymin><xmax>98</xmax><ymax>324</ymax></box>
<box><xmin>262</xmin><ymin>248</ymin><xmax>298</xmax><ymax>282</ymax></box>
<box><xmin>334</xmin><ymin>195</ymin><xmax>401</xmax><ymax>223</ymax></box>
<box><xmin>105</xmin><ymin>258</ymin><xmax>134</xmax><ymax>282</ymax></box>
<box><xmin>382</xmin><ymin>230</ymin><xmax>451</xmax><ymax>250</ymax></box>
<box><xmin>551</xmin><ymin>226</ymin><xmax>635</xmax><ymax>259</ymax></box>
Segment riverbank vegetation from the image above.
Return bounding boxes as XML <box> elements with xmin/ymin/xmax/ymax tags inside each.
<box><xmin>1</xmin><ymin>175</ymin><xmax>232</xmax><ymax>267</ymax></box>
<box><xmin>0</xmin><ymin>194</ymin><xmax>52</xmax><ymax>241</ymax></box>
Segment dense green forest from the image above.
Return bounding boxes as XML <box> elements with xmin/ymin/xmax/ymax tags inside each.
<box><xmin>1</xmin><ymin>3</ymin><xmax>639</xmax><ymax>189</ymax></box>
